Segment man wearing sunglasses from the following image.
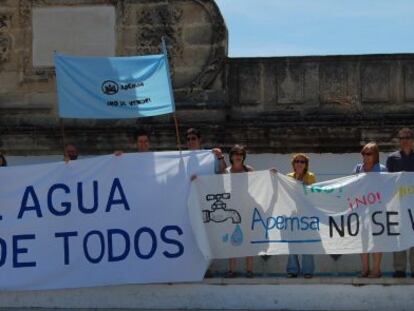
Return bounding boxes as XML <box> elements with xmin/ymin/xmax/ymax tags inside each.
<box><xmin>386</xmin><ymin>128</ymin><xmax>414</xmax><ymax>278</ymax></box>
<box><xmin>187</xmin><ymin>128</ymin><xmax>227</xmax><ymax>278</ymax></box>
<box><xmin>186</xmin><ymin>128</ymin><xmax>226</xmax><ymax>174</ymax></box>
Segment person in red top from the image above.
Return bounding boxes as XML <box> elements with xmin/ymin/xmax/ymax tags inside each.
<box><xmin>64</xmin><ymin>143</ymin><xmax>78</xmax><ymax>161</ymax></box>
<box><xmin>0</xmin><ymin>152</ymin><xmax>7</xmax><ymax>167</ymax></box>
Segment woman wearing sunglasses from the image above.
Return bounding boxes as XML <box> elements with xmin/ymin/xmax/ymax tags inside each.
<box><xmin>354</xmin><ymin>142</ymin><xmax>387</xmax><ymax>278</ymax></box>
<box><xmin>286</xmin><ymin>153</ymin><xmax>316</xmax><ymax>278</ymax></box>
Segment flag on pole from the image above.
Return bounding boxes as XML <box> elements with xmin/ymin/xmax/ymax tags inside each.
<box><xmin>55</xmin><ymin>50</ymin><xmax>175</xmax><ymax>119</ymax></box>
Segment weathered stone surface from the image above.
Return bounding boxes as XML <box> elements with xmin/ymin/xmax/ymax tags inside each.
<box><xmin>0</xmin><ymin>9</ymin><xmax>12</xmax><ymax>65</ymax></box>
<box><xmin>0</xmin><ymin>11</ymin><xmax>13</xmax><ymax>31</ymax></box>
<box><xmin>361</xmin><ymin>62</ymin><xmax>390</xmax><ymax>103</ymax></box>
<box><xmin>179</xmin><ymin>0</ymin><xmax>209</xmax><ymax>24</ymax></box>
<box><xmin>319</xmin><ymin>62</ymin><xmax>348</xmax><ymax>103</ymax></box>
<box><xmin>276</xmin><ymin>62</ymin><xmax>304</xmax><ymax>104</ymax></box>
<box><xmin>180</xmin><ymin>45</ymin><xmax>211</xmax><ymax>67</ymax></box>
<box><xmin>183</xmin><ymin>25</ymin><xmax>213</xmax><ymax>45</ymax></box>
<box><xmin>238</xmin><ymin>64</ymin><xmax>262</xmax><ymax>105</ymax></box>
<box><xmin>404</xmin><ymin>62</ymin><xmax>414</xmax><ymax>101</ymax></box>
<box><xmin>0</xmin><ymin>71</ymin><xmax>21</xmax><ymax>92</ymax></box>
<box><xmin>32</xmin><ymin>6</ymin><xmax>117</xmax><ymax>67</ymax></box>
<box><xmin>261</xmin><ymin>62</ymin><xmax>277</xmax><ymax>107</ymax></box>
<box><xmin>120</xmin><ymin>0</ymin><xmax>226</xmax><ymax>92</ymax></box>
<box><xmin>0</xmin><ymin>0</ymin><xmax>19</xmax><ymax>8</ymax></box>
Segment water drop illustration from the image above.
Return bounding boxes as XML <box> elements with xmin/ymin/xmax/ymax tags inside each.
<box><xmin>222</xmin><ymin>233</ymin><xmax>229</xmax><ymax>243</ymax></box>
<box><xmin>230</xmin><ymin>224</ymin><xmax>243</xmax><ymax>246</ymax></box>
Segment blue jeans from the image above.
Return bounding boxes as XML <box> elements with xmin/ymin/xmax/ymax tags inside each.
<box><xmin>286</xmin><ymin>254</ymin><xmax>314</xmax><ymax>275</ymax></box>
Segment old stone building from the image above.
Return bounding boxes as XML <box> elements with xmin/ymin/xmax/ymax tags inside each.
<box><xmin>1</xmin><ymin>0</ymin><xmax>414</xmax><ymax>155</ymax></box>
<box><xmin>2</xmin><ymin>2</ymin><xmax>414</xmax><ymax>310</ymax></box>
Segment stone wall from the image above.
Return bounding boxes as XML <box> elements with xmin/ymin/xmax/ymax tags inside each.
<box><xmin>0</xmin><ymin>0</ymin><xmax>227</xmax><ymax>155</ymax></box>
<box><xmin>0</xmin><ymin>0</ymin><xmax>414</xmax><ymax>155</ymax></box>
<box><xmin>226</xmin><ymin>54</ymin><xmax>414</xmax><ymax>153</ymax></box>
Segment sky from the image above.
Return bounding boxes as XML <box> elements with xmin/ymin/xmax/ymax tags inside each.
<box><xmin>214</xmin><ymin>0</ymin><xmax>414</xmax><ymax>57</ymax></box>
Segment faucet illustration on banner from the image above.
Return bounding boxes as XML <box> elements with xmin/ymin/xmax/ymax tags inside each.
<box><xmin>202</xmin><ymin>193</ymin><xmax>242</xmax><ymax>224</ymax></box>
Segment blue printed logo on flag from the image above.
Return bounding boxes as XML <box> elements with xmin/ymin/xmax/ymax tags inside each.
<box><xmin>55</xmin><ymin>52</ymin><xmax>175</xmax><ymax>119</ymax></box>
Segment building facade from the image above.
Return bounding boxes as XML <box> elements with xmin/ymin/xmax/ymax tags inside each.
<box><xmin>1</xmin><ymin>0</ymin><xmax>414</xmax><ymax>155</ymax></box>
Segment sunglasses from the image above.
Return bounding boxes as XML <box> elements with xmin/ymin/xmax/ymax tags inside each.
<box><xmin>399</xmin><ymin>136</ymin><xmax>413</xmax><ymax>140</ymax></box>
<box><xmin>362</xmin><ymin>152</ymin><xmax>373</xmax><ymax>156</ymax></box>
<box><xmin>294</xmin><ymin>160</ymin><xmax>307</xmax><ymax>164</ymax></box>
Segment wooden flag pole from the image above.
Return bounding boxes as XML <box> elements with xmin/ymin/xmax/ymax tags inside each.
<box><xmin>173</xmin><ymin>114</ymin><xmax>182</xmax><ymax>151</ymax></box>
<box><xmin>60</xmin><ymin>118</ymin><xmax>67</xmax><ymax>159</ymax></box>
<box><xmin>161</xmin><ymin>36</ymin><xmax>181</xmax><ymax>151</ymax></box>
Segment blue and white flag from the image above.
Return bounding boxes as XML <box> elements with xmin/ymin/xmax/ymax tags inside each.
<box><xmin>55</xmin><ymin>52</ymin><xmax>175</xmax><ymax>119</ymax></box>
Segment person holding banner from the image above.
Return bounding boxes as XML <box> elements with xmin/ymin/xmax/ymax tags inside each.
<box><xmin>386</xmin><ymin>128</ymin><xmax>414</xmax><ymax>278</ymax></box>
<box><xmin>286</xmin><ymin>153</ymin><xmax>316</xmax><ymax>279</ymax></box>
<box><xmin>135</xmin><ymin>128</ymin><xmax>151</xmax><ymax>152</ymax></box>
<box><xmin>186</xmin><ymin>128</ymin><xmax>202</xmax><ymax>151</ymax></box>
<box><xmin>0</xmin><ymin>152</ymin><xmax>7</xmax><ymax>167</ymax></box>
<box><xmin>187</xmin><ymin>128</ymin><xmax>226</xmax><ymax>278</ymax></box>
<box><xmin>186</xmin><ymin>128</ymin><xmax>226</xmax><ymax>174</ymax></box>
<box><xmin>225</xmin><ymin>144</ymin><xmax>254</xmax><ymax>278</ymax></box>
<box><xmin>354</xmin><ymin>142</ymin><xmax>387</xmax><ymax>278</ymax></box>
<box><xmin>64</xmin><ymin>144</ymin><xmax>79</xmax><ymax>161</ymax></box>
<box><xmin>114</xmin><ymin>128</ymin><xmax>151</xmax><ymax>156</ymax></box>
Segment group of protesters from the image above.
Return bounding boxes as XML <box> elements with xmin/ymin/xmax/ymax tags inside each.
<box><xmin>221</xmin><ymin>127</ymin><xmax>414</xmax><ymax>280</ymax></box>
<box><xmin>201</xmin><ymin>127</ymin><xmax>414</xmax><ymax>280</ymax></box>
<box><xmin>1</xmin><ymin>127</ymin><xmax>414</xmax><ymax>279</ymax></box>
